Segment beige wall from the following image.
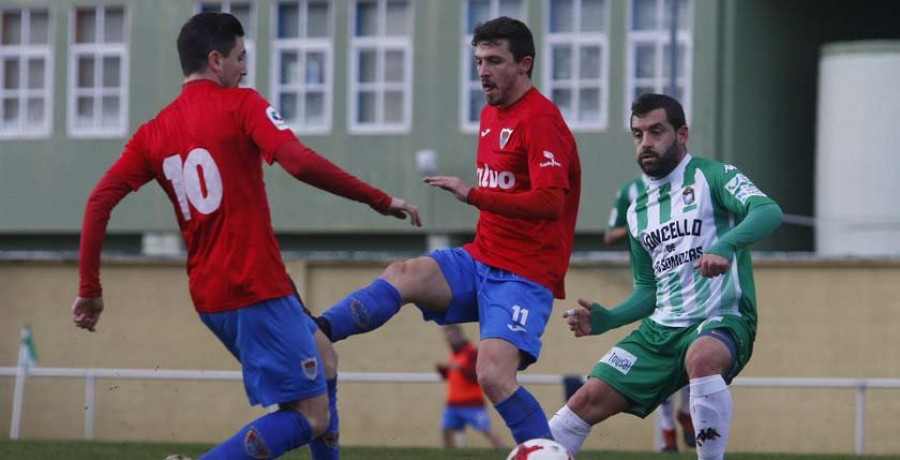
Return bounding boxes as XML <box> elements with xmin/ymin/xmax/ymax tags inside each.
<box><xmin>1</xmin><ymin>258</ymin><xmax>899</xmax><ymax>454</ymax></box>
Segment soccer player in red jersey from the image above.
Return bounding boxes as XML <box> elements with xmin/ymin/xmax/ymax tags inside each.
<box><xmin>436</xmin><ymin>325</ymin><xmax>505</xmax><ymax>449</ymax></box>
<box><xmin>320</xmin><ymin>16</ymin><xmax>581</xmax><ymax>444</ymax></box>
<box><xmin>70</xmin><ymin>12</ymin><xmax>419</xmax><ymax>460</ymax></box>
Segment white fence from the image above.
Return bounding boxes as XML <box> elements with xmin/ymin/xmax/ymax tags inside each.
<box><xmin>4</xmin><ymin>364</ymin><xmax>900</xmax><ymax>455</ymax></box>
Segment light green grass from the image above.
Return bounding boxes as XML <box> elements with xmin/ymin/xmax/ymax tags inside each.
<box><xmin>1</xmin><ymin>441</ymin><xmax>899</xmax><ymax>460</ymax></box>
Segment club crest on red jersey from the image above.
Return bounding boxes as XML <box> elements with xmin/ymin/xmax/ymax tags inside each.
<box><xmin>499</xmin><ymin>128</ymin><xmax>513</xmax><ymax>149</ymax></box>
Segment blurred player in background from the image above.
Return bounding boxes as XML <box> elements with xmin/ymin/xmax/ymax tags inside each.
<box><xmin>606</xmin><ymin>176</ymin><xmax>695</xmax><ymax>452</ymax></box>
<box><xmin>436</xmin><ymin>325</ymin><xmax>505</xmax><ymax>450</ymax></box>
<box><xmin>550</xmin><ymin>93</ymin><xmax>783</xmax><ymax>460</ymax></box>
<box><xmin>604</xmin><ymin>176</ymin><xmax>647</xmax><ymax>246</ymax></box>
<box><xmin>318</xmin><ymin>16</ymin><xmax>581</xmax><ymax>444</ymax></box>
<box><xmin>71</xmin><ymin>12</ymin><xmax>419</xmax><ymax>460</ymax></box>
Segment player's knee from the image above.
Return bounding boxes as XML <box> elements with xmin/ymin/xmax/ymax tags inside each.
<box><xmin>477</xmin><ymin>369</ymin><xmax>516</xmax><ymax>402</ymax></box>
<box><xmin>381</xmin><ymin>260</ymin><xmax>411</xmax><ymax>284</ymax></box>
<box><xmin>686</xmin><ymin>357</ymin><xmax>724</xmax><ymax>379</ymax></box>
<box><xmin>304</xmin><ymin>406</ymin><xmax>331</xmax><ymax>438</ymax></box>
<box><xmin>686</xmin><ymin>338</ymin><xmax>732</xmax><ymax>379</ymax></box>
<box><xmin>286</xmin><ymin>396</ymin><xmax>330</xmax><ymax>438</ymax></box>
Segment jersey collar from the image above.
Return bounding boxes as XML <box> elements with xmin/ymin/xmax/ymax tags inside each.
<box><xmin>182</xmin><ymin>79</ymin><xmax>222</xmax><ymax>90</ymax></box>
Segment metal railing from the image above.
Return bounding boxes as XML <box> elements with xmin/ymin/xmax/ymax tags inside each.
<box><xmin>3</xmin><ymin>364</ymin><xmax>900</xmax><ymax>455</ymax></box>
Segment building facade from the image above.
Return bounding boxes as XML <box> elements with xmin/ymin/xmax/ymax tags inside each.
<box><xmin>0</xmin><ymin>0</ymin><xmax>897</xmax><ymax>253</ymax></box>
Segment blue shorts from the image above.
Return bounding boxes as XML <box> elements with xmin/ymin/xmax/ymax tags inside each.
<box><xmin>199</xmin><ymin>296</ymin><xmax>326</xmax><ymax>407</ymax></box>
<box><xmin>417</xmin><ymin>247</ymin><xmax>554</xmax><ymax>369</ymax></box>
<box><xmin>442</xmin><ymin>406</ymin><xmax>492</xmax><ymax>431</ymax></box>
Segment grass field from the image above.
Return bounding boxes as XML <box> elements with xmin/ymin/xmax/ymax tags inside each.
<box><xmin>2</xmin><ymin>441</ymin><xmax>899</xmax><ymax>460</ymax></box>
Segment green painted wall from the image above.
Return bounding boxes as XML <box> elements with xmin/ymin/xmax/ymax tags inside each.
<box><xmin>0</xmin><ymin>0</ymin><xmax>726</xmax><ymax>243</ymax></box>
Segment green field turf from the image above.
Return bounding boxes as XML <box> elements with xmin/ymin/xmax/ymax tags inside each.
<box><xmin>1</xmin><ymin>441</ymin><xmax>899</xmax><ymax>460</ymax></box>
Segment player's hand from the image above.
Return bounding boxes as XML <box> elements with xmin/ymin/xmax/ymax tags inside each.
<box><xmin>563</xmin><ymin>298</ymin><xmax>594</xmax><ymax>338</ymax></box>
<box><xmin>72</xmin><ymin>296</ymin><xmax>104</xmax><ymax>332</ymax></box>
<box><xmin>386</xmin><ymin>197</ymin><xmax>422</xmax><ymax>227</ymax></box>
<box><xmin>423</xmin><ymin>176</ymin><xmax>471</xmax><ymax>203</ymax></box>
<box><xmin>693</xmin><ymin>253</ymin><xmax>731</xmax><ymax>278</ymax></box>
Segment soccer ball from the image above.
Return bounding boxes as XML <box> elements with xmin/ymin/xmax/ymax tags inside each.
<box><xmin>506</xmin><ymin>438</ymin><xmax>573</xmax><ymax>460</ymax></box>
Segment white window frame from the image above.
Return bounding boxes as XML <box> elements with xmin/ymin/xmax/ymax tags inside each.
<box><xmin>348</xmin><ymin>0</ymin><xmax>413</xmax><ymax>134</ymax></box>
<box><xmin>542</xmin><ymin>0</ymin><xmax>610</xmax><ymax>131</ymax></box>
<box><xmin>624</xmin><ymin>0</ymin><xmax>693</xmax><ymax>129</ymax></box>
<box><xmin>67</xmin><ymin>5</ymin><xmax>130</xmax><ymax>138</ymax></box>
<box><xmin>195</xmin><ymin>1</ymin><xmax>257</xmax><ymax>88</ymax></box>
<box><xmin>270</xmin><ymin>0</ymin><xmax>333</xmax><ymax>134</ymax></box>
<box><xmin>459</xmin><ymin>0</ymin><xmax>527</xmax><ymax>133</ymax></box>
<box><xmin>0</xmin><ymin>7</ymin><xmax>53</xmax><ymax>139</ymax></box>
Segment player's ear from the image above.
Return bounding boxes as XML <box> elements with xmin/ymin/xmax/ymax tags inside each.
<box><xmin>518</xmin><ymin>55</ymin><xmax>533</xmax><ymax>76</ymax></box>
<box><xmin>677</xmin><ymin>124</ymin><xmax>689</xmax><ymax>145</ymax></box>
<box><xmin>207</xmin><ymin>49</ymin><xmax>224</xmax><ymax>73</ymax></box>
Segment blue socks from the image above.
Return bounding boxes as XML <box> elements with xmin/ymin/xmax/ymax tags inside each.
<box><xmin>309</xmin><ymin>377</ymin><xmax>339</xmax><ymax>459</ymax></box>
<box><xmin>495</xmin><ymin>386</ymin><xmax>552</xmax><ymax>444</ymax></box>
<box><xmin>321</xmin><ymin>279</ymin><xmax>403</xmax><ymax>341</ymax></box>
<box><xmin>202</xmin><ymin>409</ymin><xmax>313</xmax><ymax>459</ymax></box>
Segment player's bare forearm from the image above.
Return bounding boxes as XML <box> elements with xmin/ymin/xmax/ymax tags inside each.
<box><xmin>603</xmin><ymin>227</ymin><xmax>628</xmax><ymax>245</ymax></box>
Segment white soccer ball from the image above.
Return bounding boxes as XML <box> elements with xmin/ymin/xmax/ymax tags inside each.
<box><xmin>506</xmin><ymin>438</ymin><xmax>573</xmax><ymax>460</ymax></box>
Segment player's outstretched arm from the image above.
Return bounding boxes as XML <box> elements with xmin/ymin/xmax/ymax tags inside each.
<box><xmin>695</xmin><ymin>201</ymin><xmax>784</xmax><ymax>277</ymax></box>
<box><xmin>423</xmin><ymin>175</ymin><xmax>564</xmax><ymax>220</ymax></box>
<box><xmin>564</xmin><ymin>286</ymin><xmax>656</xmax><ymax>337</ymax></box>
<box><xmin>74</xmin><ymin>171</ymin><xmax>133</xmax><ymax>332</ymax></box>
<box><xmin>275</xmin><ymin>141</ymin><xmax>421</xmax><ymax>226</ymax></box>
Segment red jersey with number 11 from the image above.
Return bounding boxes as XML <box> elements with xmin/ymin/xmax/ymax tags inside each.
<box><xmin>109</xmin><ymin>80</ymin><xmax>298</xmax><ymax>313</ymax></box>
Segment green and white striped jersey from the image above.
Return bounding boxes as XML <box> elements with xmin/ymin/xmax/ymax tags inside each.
<box><xmin>626</xmin><ymin>154</ymin><xmax>775</xmax><ymax>328</ymax></box>
<box><xmin>607</xmin><ymin>176</ymin><xmax>648</xmax><ymax>230</ymax></box>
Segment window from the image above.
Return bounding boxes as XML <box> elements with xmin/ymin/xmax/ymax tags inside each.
<box><xmin>349</xmin><ymin>0</ymin><xmax>412</xmax><ymax>134</ymax></box>
<box><xmin>544</xmin><ymin>0</ymin><xmax>609</xmax><ymax>130</ymax></box>
<box><xmin>197</xmin><ymin>2</ymin><xmax>256</xmax><ymax>88</ymax></box>
<box><xmin>626</xmin><ymin>0</ymin><xmax>692</xmax><ymax>127</ymax></box>
<box><xmin>544</xmin><ymin>0</ymin><xmax>609</xmax><ymax>131</ymax></box>
<box><xmin>460</xmin><ymin>0</ymin><xmax>526</xmax><ymax>132</ymax></box>
<box><xmin>272</xmin><ymin>1</ymin><xmax>332</xmax><ymax>134</ymax></box>
<box><xmin>68</xmin><ymin>5</ymin><xmax>128</xmax><ymax>138</ymax></box>
<box><xmin>0</xmin><ymin>8</ymin><xmax>52</xmax><ymax>138</ymax></box>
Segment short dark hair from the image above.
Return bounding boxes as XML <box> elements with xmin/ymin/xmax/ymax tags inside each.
<box><xmin>630</xmin><ymin>93</ymin><xmax>687</xmax><ymax>131</ymax></box>
<box><xmin>177</xmin><ymin>12</ymin><xmax>244</xmax><ymax>77</ymax></box>
<box><xmin>471</xmin><ymin>16</ymin><xmax>535</xmax><ymax>78</ymax></box>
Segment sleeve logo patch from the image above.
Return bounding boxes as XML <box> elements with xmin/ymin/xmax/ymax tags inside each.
<box><xmin>724</xmin><ymin>174</ymin><xmax>766</xmax><ymax>204</ymax></box>
<box><xmin>266</xmin><ymin>106</ymin><xmax>289</xmax><ymax>131</ymax></box>
<box><xmin>539</xmin><ymin>150</ymin><xmax>562</xmax><ymax>168</ymax></box>
<box><xmin>599</xmin><ymin>346</ymin><xmax>637</xmax><ymax>375</ymax></box>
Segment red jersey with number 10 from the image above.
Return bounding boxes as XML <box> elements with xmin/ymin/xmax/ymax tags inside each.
<box><xmin>109</xmin><ymin>80</ymin><xmax>298</xmax><ymax>313</ymax></box>
<box><xmin>464</xmin><ymin>88</ymin><xmax>581</xmax><ymax>299</ymax></box>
